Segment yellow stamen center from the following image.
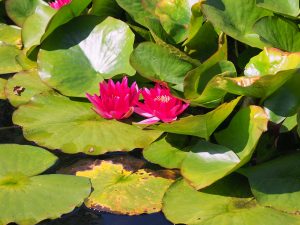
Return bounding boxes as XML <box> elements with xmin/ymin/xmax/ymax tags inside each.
<box><xmin>154</xmin><ymin>95</ymin><xmax>171</xmax><ymax>103</ymax></box>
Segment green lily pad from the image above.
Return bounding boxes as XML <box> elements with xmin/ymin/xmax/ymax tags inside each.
<box><xmin>184</xmin><ymin>60</ymin><xmax>236</xmax><ymax>107</ymax></box>
<box><xmin>0</xmin><ymin>23</ymin><xmax>21</xmax><ymax>46</ymax></box>
<box><xmin>264</xmin><ymin>70</ymin><xmax>300</xmax><ymax>118</ymax></box>
<box><xmin>280</xmin><ymin>114</ymin><xmax>298</xmax><ymax>133</ymax></box>
<box><xmin>215</xmin><ymin>106</ymin><xmax>268</xmax><ymax>163</ymax></box>
<box><xmin>16</xmin><ymin>50</ymin><xmax>38</xmax><ymax>70</ymax></box>
<box><xmin>5</xmin><ymin>0</ymin><xmax>43</xmax><ymax>26</ymax></box>
<box><xmin>22</xmin><ymin>0</ymin><xmax>91</xmax><ymax>52</ymax></box>
<box><xmin>254</xmin><ymin>16</ymin><xmax>300</xmax><ymax>52</ymax></box>
<box><xmin>240</xmin><ymin>152</ymin><xmax>300</xmax><ymax>213</ymax></box>
<box><xmin>5</xmin><ymin>70</ymin><xmax>52</xmax><ymax>107</ymax></box>
<box><xmin>89</xmin><ymin>0</ymin><xmax>122</xmax><ymax>17</ymax></box>
<box><xmin>244</xmin><ymin>48</ymin><xmax>300</xmax><ymax>77</ymax></box>
<box><xmin>13</xmin><ymin>94</ymin><xmax>162</xmax><ymax>154</ymax></box>
<box><xmin>256</xmin><ymin>0</ymin><xmax>300</xmax><ymax>17</ymax></box>
<box><xmin>201</xmin><ymin>0</ymin><xmax>272</xmax><ymax>48</ymax></box>
<box><xmin>76</xmin><ymin>158</ymin><xmax>174</xmax><ymax>215</ymax></box>
<box><xmin>116</xmin><ymin>0</ymin><xmax>195</xmax><ymax>43</ymax></box>
<box><xmin>0</xmin><ymin>44</ymin><xmax>22</xmax><ymax>75</ymax></box>
<box><xmin>163</xmin><ymin>175</ymin><xmax>300</xmax><ymax>225</ymax></box>
<box><xmin>38</xmin><ymin>16</ymin><xmax>135</xmax><ymax>97</ymax></box>
<box><xmin>0</xmin><ymin>144</ymin><xmax>91</xmax><ymax>225</ymax></box>
<box><xmin>0</xmin><ymin>78</ymin><xmax>6</xmax><ymax>99</ymax></box>
<box><xmin>130</xmin><ymin>42</ymin><xmax>193</xmax><ymax>91</ymax></box>
<box><xmin>153</xmin><ymin>97</ymin><xmax>241</xmax><ymax>139</ymax></box>
<box><xmin>216</xmin><ymin>68</ymin><xmax>300</xmax><ymax>98</ymax></box>
<box><xmin>144</xmin><ymin>134</ymin><xmax>190</xmax><ymax>169</ymax></box>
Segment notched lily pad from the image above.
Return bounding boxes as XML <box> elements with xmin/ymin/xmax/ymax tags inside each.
<box><xmin>75</xmin><ymin>157</ymin><xmax>175</xmax><ymax>215</ymax></box>
<box><xmin>13</xmin><ymin>93</ymin><xmax>162</xmax><ymax>154</ymax></box>
<box><xmin>0</xmin><ymin>144</ymin><xmax>91</xmax><ymax>225</ymax></box>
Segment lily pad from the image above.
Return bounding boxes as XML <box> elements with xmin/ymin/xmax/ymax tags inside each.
<box><xmin>0</xmin><ymin>23</ymin><xmax>21</xmax><ymax>46</ymax></box>
<box><xmin>254</xmin><ymin>16</ymin><xmax>300</xmax><ymax>52</ymax></box>
<box><xmin>256</xmin><ymin>0</ymin><xmax>300</xmax><ymax>17</ymax></box>
<box><xmin>89</xmin><ymin>0</ymin><xmax>122</xmax><ymax>17</ymax></box>
<box><xmin>162</xmin><ymin>175</ymin><xmax>300</xmax><ymax>225</ymax></box>
<box><xmin>215</xmin><ymin>106</ymin><xmax>268</xmax><ymax>163</ymax></box>
<box><xmin>0</xmin><ymin>44</ymin><xmax>22</xmax><ymax>75</ymax></box>
<box><xmin>130</xmin><ymin>42</ymin><xmax>193</xmax><ymax>91</ymax></box>
<box><xmin>0</xmin><ymin>78</ymin><xmax>6</xmax><ymax>99</ymax></box>
<box><xmin>13</xmin><ymin>94</ymin><xmax>162</xmax><ymax>154</ymax></box>
<box><xmin>22</xmin><ymin>0</ymin><xmax>92</xmax><ymax>52</ymax></box>
<box><xmin>244</xmin><ymin>48</ymin><xmax>300</xmax><ymax>77</ymax></box>
<box><xmin>184</xmin><ymin>60</ymin><xmax>236</xmax><ymax>107</ymax></box>
<box><xmin>201</xmin><ymin>0</ymin><xmax>272</xmax><ymax>48</ymax></box>
<box><xmin>0</xmin><ymin>144</ymin><xmax>91</xmax><ymax>225</ymax></box>
<box><xmin>240</xmin><ymin>152</ymin><xmax>300</xmax><ymax>213</ymax></box>
<box><xmin>76</xmin><ymin>159</ymin><xmax>174</xmax><ymax>215</ymax></box>
<box><xmin>153</xmin><ymin>97</ymin><xmax>241</xmax><ymax>139</ymax></box>
<box><xmin>38</xmin><ymin>16</ymin><xmax>135</xmax><ymax>97</ymax></box>
<box><xmin>5</xmin><ymin>70</ymin><xmax>52</xmax><ymax>107</ymax></box>
<box><xmin>5</xmin><ymin>0</ymin><xmax>43</xmax><ymax>26</ymax></box>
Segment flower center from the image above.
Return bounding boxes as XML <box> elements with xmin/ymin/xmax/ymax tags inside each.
<box><xmin>154</xmin><ymin>95</ymin><xmax>171</xmax><ymax>103</ymax></box>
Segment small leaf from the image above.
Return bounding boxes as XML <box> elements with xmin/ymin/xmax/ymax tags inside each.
<box><xmin>5</xmin><ymin>70</ymin><xmax>52</xmax><ymax>107</ymax></box>
<box><xmin>0</xmin><ymin>44</ymin><xmax>22</xmax><ymax>75</ymax></box>
<box><xmin>76</xmin><ymin>158</ymin><xmax>174</xmax><ymax>215</ymax></box>
<box><xmin>0</xmin><ymin>23</ymin><xmax>21</xmax><ymax>46</ymax></box>
<box><xmin>280</xmin><ymin>114</ymin><xmax>297</xmax><ymax>133</ymax></box>
<box><xmin>89</xmin><ymin>0</ymin><xmax>122</xmax><ymax>17</ymax></box>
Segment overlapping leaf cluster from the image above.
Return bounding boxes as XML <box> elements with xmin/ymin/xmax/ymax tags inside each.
<box><xmin>0</xmin><ymin>0</ymin><xmax>299</xmax><ymax>224</ymax></box>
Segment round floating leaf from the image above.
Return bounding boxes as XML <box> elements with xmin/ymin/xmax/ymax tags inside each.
<box><xmin>0</xmin><ymin>23</ymin><xmax>21</xmax><ymax>46</ymax></box>
<box><xmin>0</xmin><ymin>144</ymin><xmax>57</xmax><ymax>176</ymax></box>
<box><xmin>256</xmin><ymin>0</ymin><xmax>299</xmax><ymax>17</ymax></box>
<box><xmin>153</xmin><ymin>97</ymin><xmax>241</xmax><ymax>139</ymax></box>
<box><xmin>13</xmin><ymin>94</ymin><xmax>162</xmax><ymax>154</ymax></box>
<box><xmin>5</xmin><ymin>70</ymin><xmax>52</xmax><ymax>107</ymax></box>
<box><xmin>163</xmin><ymin>175</ymin><xmax>300</xmax><ymax>225</ymax></box>
<box><xmin>254</xmin><ymin>16</ymin><xmax>300</xmax><ymax>52</ymax></box>
<box><xmin>244</xmin><ymin>48</ymin><xmax>300</xmax><ymax>77</ymax></box>
<box><xmin>201</xmin><ymin>0</ymin><xmax>272</xmax><ymax>48</ymax></box>
<box><xmin>39</xmin><ymin>16</ymin><xmax>135</xmax><ymax>97</ymax></box>
<box><xmin>0</xmin><ymin>44</ymin><xmax>22</xmax><ymax>75</ymax></box>
<box><xmin>0</xmin><ymin>78</ymin><xmax>6</xmax><ymax>99</ymax></box>
<box><xmin>76</xmin><ymin>159</ymin><xmax>174</xmax><ymax>215</ymax></box>
<box><xmin>5</xmin><ymin>0</ymin><xmax>43</xmax><ymax>26</ymax></box>
<box><xmin>241</xmin><ymin>152</ymin><xmax>300</xmax><ymax>213</ymax></box>
<box><xmin>0</xmin><ymin>144</ymin><xmax>91</xmax><ymax>225</ymax></box>
<box><xmin>130</xmin><ymin>42</ymin><xmax>193</xmax><ymax>91</ymax></box>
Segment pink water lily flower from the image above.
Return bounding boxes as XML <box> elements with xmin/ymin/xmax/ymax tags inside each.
<box><xmin>135</xmin><ymin>84</ymin><xmax>189</xmax><ymax>124</ymax></box>
<box><xmin>86</xmin><ymin>77</ymin><xmax>139</xmax><ymax>120</ymax></box>
<box><xmin>49</xmin><ymin>0</ymin><xmax>71</xmax><ymax>9</ymax></box>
